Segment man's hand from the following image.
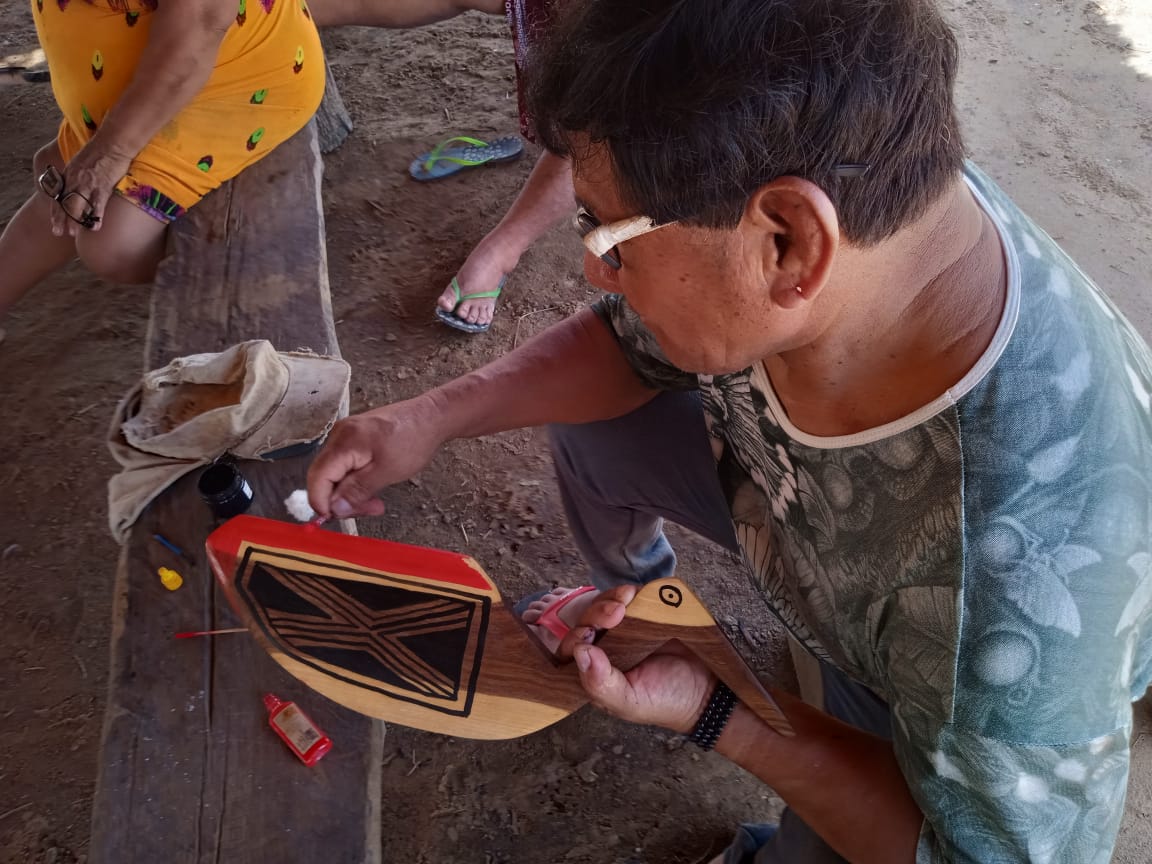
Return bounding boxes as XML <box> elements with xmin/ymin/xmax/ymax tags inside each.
<box><xmin>565</xmin><ymin>585</ymin><xmax>716</xmax><ymax>735</ymax></box>
<box><xmin>307</xmin><ymin>397</ymin><xmax>446</xmax><ymax>519</ymax></box>
<box><xmin>575</xmin><ymin>641</ymin><xmax>716</xmax><ymax>734</ymax></box>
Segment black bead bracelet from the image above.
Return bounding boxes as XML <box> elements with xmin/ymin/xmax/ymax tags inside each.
<box><xmin>686</xmin><ymin>680</ymin><xmax>739</xmax><ymax>751</ymax></box>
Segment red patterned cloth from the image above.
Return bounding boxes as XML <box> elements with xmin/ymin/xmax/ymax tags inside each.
<box><xmin>504</xmin><ymin>0</ymin><xmax>556</xmax><ymax>141</ymax></box>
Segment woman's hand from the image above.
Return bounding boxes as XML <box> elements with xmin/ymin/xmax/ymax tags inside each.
<box><xmin>51</xmin><ymin>138</ymin><xmax>132</xmax><ymax>237</ymax></box>
<box><xmin>52</xmin><ymin>0</ymin><xmax>235</xmax><ymax>238</ymax></box>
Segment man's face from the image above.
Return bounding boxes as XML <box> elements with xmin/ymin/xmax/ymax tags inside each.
<box><xmin>572</xmin><ymin>146</ymin><xmax>810</xmax><ymax>375</ymax></box>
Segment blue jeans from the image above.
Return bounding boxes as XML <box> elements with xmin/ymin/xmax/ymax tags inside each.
<box><xmin>549</xmin><ymin>391</ymin><xmax>893</xmax><ymax>864</ymax></box>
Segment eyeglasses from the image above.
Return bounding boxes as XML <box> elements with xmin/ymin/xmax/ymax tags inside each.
<box><xmin>37</xmin><ymin>165</ymin><xmax>100</xmax><ymax>229</ymax></box>
<box><xmin>574</xmin><ymin>207</ymin><xmax>671</xmax><ymax>271</ymax></box>
<box><xmin>574</xmin><ymin>163</ymin><xmax>871</xmax><ymax>270</ymax></box>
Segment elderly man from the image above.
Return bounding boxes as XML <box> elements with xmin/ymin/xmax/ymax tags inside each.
<box><xmin>307</xmin><ymin>0</ymin><xmax>1152</xmax><ymax>861</ymax></box>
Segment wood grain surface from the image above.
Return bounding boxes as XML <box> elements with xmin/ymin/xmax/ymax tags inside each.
<box><xmin>207</xmin><ymin>517</ymin><xmax>795</xmax><ymax>741</ymax></box>
<box><xmin>90</xmin><ymin>120</ymin><xmax>383</xmax><ymax>864</ymax></box>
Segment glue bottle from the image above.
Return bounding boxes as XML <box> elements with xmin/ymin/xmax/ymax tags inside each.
<box><xmin>263</xmin><ymin>693</ymin><xmax>332</xmax><ymax>766</ymax></box>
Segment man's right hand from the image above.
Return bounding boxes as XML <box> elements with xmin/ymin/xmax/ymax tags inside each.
<box><xmin>307</xmin><ymin>397</ymin><xmax>446</xmax><ymax>519</ymax></box>
<box><xmin>305</xmin><ymin>308</ymin><xmax>654</xmax><ymax>519</ymax></box>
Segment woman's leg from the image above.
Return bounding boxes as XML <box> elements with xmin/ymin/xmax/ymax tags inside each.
<box><xmin>437</xmin><ymin>151</ymin><xmax>574</xmax><ymax>328</ymax></box>
<box><xmin>75</xmin><ymin>194</ymin><xmax>167</xmax><ymax>285</ymax></box>
<box><xmin>0</xmin><ymin>138</ymin><xmax>166</xmax><ymax>343</ymax></box>
<box><xmin>0</xmin><ymin>142</ymin><xmax>79</xmax><ymax>326</ymax></box>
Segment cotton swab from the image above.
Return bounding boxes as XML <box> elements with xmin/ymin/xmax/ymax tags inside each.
<box><xmin>284</xmin><ymin>489</ymin><xmax>317</xmax><ymax>522</ymax></box>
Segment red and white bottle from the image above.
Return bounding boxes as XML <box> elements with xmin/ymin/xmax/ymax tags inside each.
<box><xmin>263</xmin><ymin>693</ymin><xmax>333</xmax><ymax>766</ymax></box>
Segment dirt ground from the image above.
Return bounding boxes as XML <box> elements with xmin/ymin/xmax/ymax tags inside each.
<box><xmin>1</xmin><ymin>1</ymin><xmax>1150</xmax><ymax>862</ymax></box>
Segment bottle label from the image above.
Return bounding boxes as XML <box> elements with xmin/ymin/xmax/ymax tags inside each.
<box><xmin>272</xmin><ymin>704</ymin><xmax>321</xmax><ymax>754</ymax></box>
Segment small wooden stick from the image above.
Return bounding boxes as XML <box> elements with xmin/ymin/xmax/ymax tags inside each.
<box><xmin>301</xmin><ymin>514</ymin><xmax>328</xmax><ymax>534</ymax></box>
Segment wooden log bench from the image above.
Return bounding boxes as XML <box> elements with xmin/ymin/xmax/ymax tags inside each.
<box><xmin>89</xmin><ymin>96</ymin><xmax>382</xmax><ymax>863</ymax></box>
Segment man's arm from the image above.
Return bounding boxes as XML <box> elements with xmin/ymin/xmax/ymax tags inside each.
<box><xmin>573</xmin><ymin>582</ymin><xmax>1134</xmax><ymax>864</ymax></box>
<box><xmin>570</xmin><ymin>621</ymin><xmax>922</xmax><ymax>864</ymax></box>
<box><xmin>308</xmin><ymin>308</ymin><xmax>657</xmax><ymax>517</ymax></box>
<box><xmin>428</xmin><ymin>306</ymin><xmax>656</xmax><ymax>439</ymax></box>
<box><xmin>715</xmin><ymin>697</ymin><xmax>922</xmax><ymax>863</ymax></box>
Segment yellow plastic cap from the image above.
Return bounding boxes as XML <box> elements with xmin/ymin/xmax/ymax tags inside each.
<box><xmin>158</xmin><ymin>567</ymin><xmax>183</xmax><ymax>591</ymax></box>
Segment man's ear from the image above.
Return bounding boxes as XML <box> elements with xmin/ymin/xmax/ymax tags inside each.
<box><xmin>743</xmin><ymin>176</ymin><xmax>839</xmax><ymax>310</ymax></box>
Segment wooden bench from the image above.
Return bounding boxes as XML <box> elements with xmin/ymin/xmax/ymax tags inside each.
<box><xmin>89</xmin><ymin>96</ymin><xmax>382</xmax><ymax>863</ymax></box>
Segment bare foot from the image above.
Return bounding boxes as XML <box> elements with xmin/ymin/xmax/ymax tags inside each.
<box><xmin>520</xmin><ymin>586</ymin><xmax>601</xmax><ymax>655</ymax></box>
<box><xmin>436</xmin><ymin>236</ymin><xmax>519</xmax><ymax>328</ymax></box>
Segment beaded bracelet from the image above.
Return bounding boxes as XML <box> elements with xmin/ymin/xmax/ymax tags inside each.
<box><xmin>686</xmin><ymin>680</ymin><xmax>739</xmax><ymax>751</ymax></box>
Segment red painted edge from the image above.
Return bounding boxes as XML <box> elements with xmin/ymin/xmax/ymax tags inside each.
<box><xmin>206</xmin><ymin>515</ymin><xmax>494</xmax><ymax>592</ymax></box>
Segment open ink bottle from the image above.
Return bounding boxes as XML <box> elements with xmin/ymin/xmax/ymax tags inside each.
<box><xmin>197</xmin><ymin>460</ymin><xmax>254</xmax><ymax>519</ymax></box>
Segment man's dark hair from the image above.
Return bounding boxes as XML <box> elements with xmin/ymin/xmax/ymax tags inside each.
<box><xmin>528</xmin><ymin>0</ymin><xmax>966</xmax><ymax>245</ymax></box>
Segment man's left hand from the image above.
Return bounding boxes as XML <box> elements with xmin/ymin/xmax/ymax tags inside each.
<box><xmin>568</xmin><ymin>589</ymin><xmax>717</xmax><ymax>735</ymax></box>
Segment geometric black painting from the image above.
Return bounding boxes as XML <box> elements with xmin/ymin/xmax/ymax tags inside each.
<box><xmin>235</xmin><ymin>547</ymin><xmax>490</xmax><ymax>717</ymax></box>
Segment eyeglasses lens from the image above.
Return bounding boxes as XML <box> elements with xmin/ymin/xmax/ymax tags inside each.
<box><xmin>38</xmin><ymin>166</ymin><xmax>64</xmax><ymax>199</ymax></box>
<box><xmin>575</xmin><ymin>207</ymin><xmax>622</xmax><ymax>270</ymax></box>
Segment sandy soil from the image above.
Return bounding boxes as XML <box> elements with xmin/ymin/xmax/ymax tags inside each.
<box><xmin>0</xmin><ymin>1</ymin><xmax>1149</xmax><ymax>862</ymax></box>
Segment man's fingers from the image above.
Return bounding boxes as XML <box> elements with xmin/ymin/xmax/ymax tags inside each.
<box><xmin>330</xmin><ymin>478</ymin><xmax>387</xmax><ymax>518</ymax></box>
<box><xmin>306</xmin><ymin>435</ymin><xmax>373</xmax><ymax>516</ymax></box>
<box><xmin>574</xmin><ymin>644</ymin><xmax>631</xmax><ymax>710</ymax></box>
<box><xmin>308</xmin><ymin>459</ymin><xmax>387</xmax><ymax>519</ymax></box>
<box><xmin>306</xmin><ymin>455</ymin><xmax>346</xmax><ymax>517</ymax></box>
<box><xmin>306</xmin><ymin>407</ymin><xmax>441</xmax><ymax>519</ymax></box>
<box><xmin>328</xmin><ymin>465</ymin><xmax>387</xmax><ymax>518</ymax></box>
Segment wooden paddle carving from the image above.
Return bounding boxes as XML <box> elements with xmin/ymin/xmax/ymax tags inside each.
<box><xmin>206</xmin><ymin>516</ymin><xmax>794</xmax><ymax>740</ymax></box>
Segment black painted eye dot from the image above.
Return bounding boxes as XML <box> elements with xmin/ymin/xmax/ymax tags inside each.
<box><xmin>659</xmin><ymin>585</ymin><xmax>683</xmax><ymax>608</ymax></box>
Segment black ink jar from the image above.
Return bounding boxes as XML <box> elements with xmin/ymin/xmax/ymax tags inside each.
<box><xmin>197</xmin><ymin>461</ymin><xmax>254</xmax><ymax>518</ymax></box>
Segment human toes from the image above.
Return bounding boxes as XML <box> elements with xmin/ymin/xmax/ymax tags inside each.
<box><xmin>520</xmin><ymin>587</ymin><xmax>571</xmax><ymax>625</ymax></box>
<box><xmin>456</xmin><ymin>300</ymin><xmax>481</xmax><ymax>324</ymax></box>
<box><xmin>578</xmin><ymin>584</ymin><xmax>637</xmax><ymax>630</ymax></box>
<box><xmin>464</xmin><ymin>300</ymin><xmax>497</xmax><ymax>325</ymax></box>
<box><xmin>555</xmin><ymin>586</ymin><xmax>637</xmax><ymax>658</ymax></box>
<box><xmin>436</xmin><ymin>283</ymin><xmax>460</xmax><ymax>312</ymax></box>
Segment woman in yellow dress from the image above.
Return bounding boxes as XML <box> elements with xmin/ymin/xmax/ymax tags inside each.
<box><xmin>0</xmin><ymin>0</ymin><xmax>325</xmax><ymax>336</ymax></box>
<box><xmin>0</xmin><ymin>0</ymin><xmax>545</xmax><ymax>345</ymax></box>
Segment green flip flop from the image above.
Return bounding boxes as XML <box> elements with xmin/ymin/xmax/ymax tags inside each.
<box><xmin>409</xmin><ymin>135</ymin><xmax>524</xmax><ymax>181</ymax></box>
<box><xmin>435</xmin><ymin>275</ymin><xmax>506</xmax><ymax>334</ymax></box>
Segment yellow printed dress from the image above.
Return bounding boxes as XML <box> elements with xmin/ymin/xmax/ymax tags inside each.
<box><xmin>31</xmin><ymin>0</ymin><xmax>325</xmax><ymax>222</ymax></box>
